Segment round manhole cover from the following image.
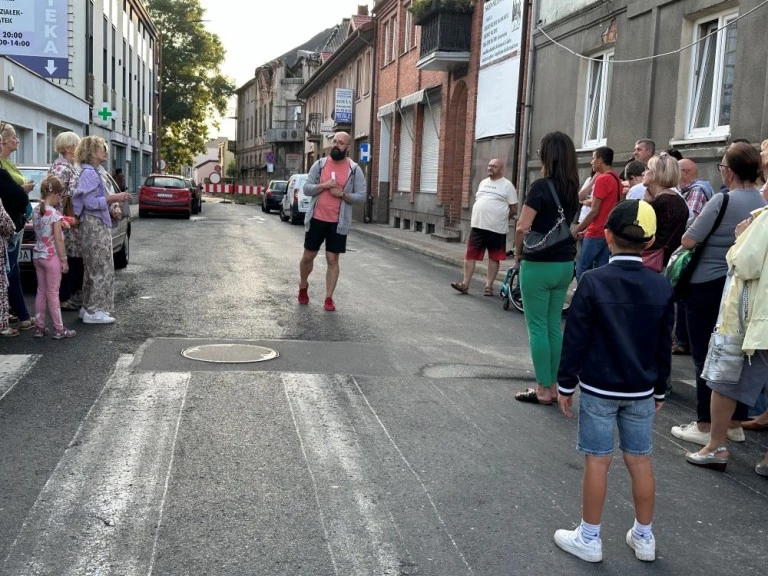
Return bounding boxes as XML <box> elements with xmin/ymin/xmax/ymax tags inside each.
<box><xmin>181</xmin><ymin>344</ymin><xmax>279</xmax><ymax>364</ymax></box>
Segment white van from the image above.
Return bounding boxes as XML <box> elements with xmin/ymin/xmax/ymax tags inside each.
<box><xmin>279</xmin><ymin>173</ymin><xmax>310</xmax><ymax>224</ymax></box>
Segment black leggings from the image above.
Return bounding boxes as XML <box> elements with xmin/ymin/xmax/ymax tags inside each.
<box><xmin>59</xmin><ymin>256</ymin><xmax>84</xmax><ymax>302</ymax></box>
<box><xmin>685</xmin><ymin>276</ymin><xmax>748</xmax><ymax>423</ymax></box>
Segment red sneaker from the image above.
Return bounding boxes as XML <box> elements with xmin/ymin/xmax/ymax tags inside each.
<box><xmin>298</xmin><ymin>287</ymin><xmax>309</xmax><ymax>305</ymax></box>
<box><xmin>323</xmin><ymin>297</ymin><xmax>336</xmax><ymax>311</ymax></box>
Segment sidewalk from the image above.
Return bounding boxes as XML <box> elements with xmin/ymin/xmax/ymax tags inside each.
<box><xmin>351</xmin><ymin>221</ymin><xmax>697</xmax><ymax>387</ymax></box>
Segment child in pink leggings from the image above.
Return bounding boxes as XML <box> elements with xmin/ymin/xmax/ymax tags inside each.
<box><xmin>32</xmin><ymin>176</ymin><xmax>76</xmax><ymax>339</ymax></box>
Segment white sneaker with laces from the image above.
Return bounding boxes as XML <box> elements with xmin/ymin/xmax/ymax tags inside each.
<box><xmin>554</xmin><ymin>528</ymin><xmax>602</xmax><ymax>563</ymax></box>
<box><xmin>671</xmin><ymin>421</ymin><xmax>709</xmax><ymax>445</ymax></box>
<box><xmin>82</xmin><ymin>310</ymin><xmax>115</xmax><ymax>324</ymax></box>
<box><xmin>671</xmin><ymin>421</ymin><xmax>745</xmax><ymax>444</ymax></box>
<box><xmin>626</xmin><ymin>529</ymin><xmax>655</xmax><ymax>561</ymax></box>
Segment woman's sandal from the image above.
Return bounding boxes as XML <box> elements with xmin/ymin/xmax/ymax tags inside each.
<box><xmin>671</xmin><ymin>343</ymin><xmax>690</xmax><ymax>355</ymax></box>
<box><xmin>33</xmin><ymin>327</ymin><xmax>50</xmax><ymax>338</ymax></box>
<box><xmin>742</xmin><ymin>419</ymin><xmax>768</xmax><ymax>431</ymax></box>
<box><xmin>451</xmin><ymin>282</ymin><xmax>469</xmax><ymax>295</ymax></box>
<box><xmin>483</xmin><ymin>286</ymin><xmax>494</xmax><ymax>296</ymax></box>
<box><xmin>0</xmin><ymin>327</ymin><xmax>20</xmax><ymax>337</ymax></box>
<box><xmin>16</xmin><ymin>319</ymin><xmax>34</xmax><ymax>331</ymax></box>
<box><xmin>685</xmin><ymin>447</ymin><xmax>729</xmax><ymax>471</ymax></box>
<box><xmin>514</xmin><ymin>388</ymin><xmax>553</xmax><ymax>405</ymax></box>
<box><xmin>755</xmin><ymin>462</ymin><xmax>768</xmax><ymax>477</ymax></box>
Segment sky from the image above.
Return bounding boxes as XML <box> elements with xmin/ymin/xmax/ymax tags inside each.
<box><xmin>198</xmin><ymin>0</ymin><xmax>374</xmax><ymax>139</ymax></box>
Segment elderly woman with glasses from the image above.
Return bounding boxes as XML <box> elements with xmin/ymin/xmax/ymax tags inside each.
<box><xmin>0</xmin><ymin>121</ymin><xmax>35</xmax><ymax>331</ymax></box>
<box><xmin>72</xmin><ymin>136</ymin><xmax>131</xmax><ymax>324</ymax></box>
<box><xmin>670</xmin><ymin>143</ymin><xmax>767</xmax><ymax>447</ymax></box>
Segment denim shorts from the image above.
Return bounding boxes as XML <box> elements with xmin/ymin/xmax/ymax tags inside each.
<box><xmin>577</xmin><ymin>392</ymin><xmax>655</xmax><ymax>457</ymax></box>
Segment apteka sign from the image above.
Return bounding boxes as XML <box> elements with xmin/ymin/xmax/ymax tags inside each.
<box><xmin>0</xmin><ymin>0</ymin><xmax>68</xmax><ymax>59</ymax></box>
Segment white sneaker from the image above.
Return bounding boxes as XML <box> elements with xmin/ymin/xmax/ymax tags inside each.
<box><xmin>671</xmin><ymin>421</ymin><xmax>709</xmax><ymax>445</ymax></box>
<box><xmin>554</xmin><ymin>528</ymin><xmax>602</xmax><ymax>563</ymax></box>
<box><xmin>626</xmin><ymin>529</ymin><xmax>655</xmax><ymax>561</ymax></box>
<box><xmin>82</xmin><ymin>310</ymin><xmax>115</xmax><ymax>324</ymax></box>
<box><xmin>671</xmin><ymin>421</ymin><xmax>745</xmax><ymax>444</ymax></box>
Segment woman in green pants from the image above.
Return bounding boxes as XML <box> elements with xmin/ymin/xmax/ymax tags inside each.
<box><xmin>513</xmin><ymin>132</ymin><xmax>580</xmax><ymax>404</ymax></box>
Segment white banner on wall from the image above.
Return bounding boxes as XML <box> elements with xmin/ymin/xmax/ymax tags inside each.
<box><xmin>475</xmin><ymin>0</ymin><xmax>523</xmax><ymax>139</ymax></box>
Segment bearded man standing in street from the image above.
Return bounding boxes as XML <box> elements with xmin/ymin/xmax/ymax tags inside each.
<box><xmin>451</xmin><ymin>159</ymin><xmax>518</xmax><ymax>296</ymax></box>
<box><xmin>298</xmin><ymin>132</ymin><xmax>366</xmax><ymax>311</ymax></box>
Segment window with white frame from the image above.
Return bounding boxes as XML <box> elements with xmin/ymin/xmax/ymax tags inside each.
<box><xmin>582</xmin><ymin>50</ymin><xmax>613</xmax><ymax>148</ymax></box>
<box><xmin>686</xmin><ymin>11</ymin><xmax>738</xmax><ymax>138</ymax></box>
<box><xmin>383</xmin><ymin>20</ymin><xmax>391</xmax><ymax>66</ymax></box>
<box><xmin>391</xmin><ymin>17</ymin><xmax>398</xmax><ymax>63</ymax></box>
<box><xmin>403</xmin><ymin>6</ymin><xmax>412</xmax><ymax>53</ymax></box>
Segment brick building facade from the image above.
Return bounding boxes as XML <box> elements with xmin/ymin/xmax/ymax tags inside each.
<box><xmin>371</xmin><ymin>0</ymin><xmax>483</xmax><ymax>239</ymax></box>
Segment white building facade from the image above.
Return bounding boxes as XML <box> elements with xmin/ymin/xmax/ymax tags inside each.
<box><xmin>0</xmin><ymin>0</ymin><xmax>158</xmax><ymax>192</ymax></box>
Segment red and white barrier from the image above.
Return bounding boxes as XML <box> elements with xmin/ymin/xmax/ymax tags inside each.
<box><xmin>203</xmin><ymin>184</ymin><xmax>264</xmax><ymax>195</ymax></box>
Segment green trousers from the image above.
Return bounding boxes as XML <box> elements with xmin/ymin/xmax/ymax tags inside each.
<box><xmin>519</xmin><ymin>260</ymin><xmax>574</xmax><ymax>387</ymax></box>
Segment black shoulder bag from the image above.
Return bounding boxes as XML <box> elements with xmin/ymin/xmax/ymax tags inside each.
<box><xmin>522</xmin><ymin>180</ymin><xmax>572</xmax><ymax>257</ymax></box>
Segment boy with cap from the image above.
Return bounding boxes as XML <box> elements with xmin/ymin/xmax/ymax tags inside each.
<box><xmin>554</xmin><ymin>200</ymin><xmax>674</xmax><ymax>563</ymax></box>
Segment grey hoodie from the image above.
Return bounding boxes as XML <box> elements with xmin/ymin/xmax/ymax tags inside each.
<box><xmin>303</xmin><ymin>157</ymin><xmax>366</xmax><ymax>235</ymax></box>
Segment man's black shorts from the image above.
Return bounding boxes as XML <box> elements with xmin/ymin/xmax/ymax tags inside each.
<box><xmin>304</xmin><ymin>218</ymin><xmax>347</xmax><ymax>253</ymax></box>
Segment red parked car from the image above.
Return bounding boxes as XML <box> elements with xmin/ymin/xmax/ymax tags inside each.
<box><xmin>138</xmin><ymin>174</ymin><xmax>193</xmax><ymax>218</ymax></box>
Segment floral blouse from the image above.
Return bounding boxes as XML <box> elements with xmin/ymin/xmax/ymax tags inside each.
<box><xmin>32</xmin><ymin>203</ymin><xmax>63</xmax><ymax>260</ymax></box>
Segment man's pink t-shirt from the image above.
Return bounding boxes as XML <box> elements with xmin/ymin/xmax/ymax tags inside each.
<box><xmin>313</xmin><ymin>158</ymin><xmax>351</xmax><ymax>223</ymax></box>
<box><xmin>584</xmin><ymin>171</ymin><xmax>621</xmax><ymax>239</ymax></box>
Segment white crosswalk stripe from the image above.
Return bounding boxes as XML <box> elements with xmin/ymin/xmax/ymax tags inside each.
<box><xmin>0</xmin><ymin>355</ymin><xmax>40</xmax><ymax>401</ymax></box>
<box><xmin>3</xmin><ymin>355</ymin><xmax>190</xmax><ymax>576</ymax></box>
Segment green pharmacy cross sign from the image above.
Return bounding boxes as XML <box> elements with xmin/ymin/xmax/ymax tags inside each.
<box><xmin>94</xmin><ymin>102</ymin><xmax>118</xmax><ymax>124</ymax></box>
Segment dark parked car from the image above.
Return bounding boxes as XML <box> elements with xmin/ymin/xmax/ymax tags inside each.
<box><xmin>184</xmin><ymin>177</ymin><xmax>202</xmax><ymax>214</ymax></box>
<box><xmin>261</xmin><ymin>179</ymin><xmax>287</xmax><ymax>213</ymax></box>
<box><xmin>138</xmin><ymin>174</ymin><xmax>193</xmax><ymax>218</ymax></box>
<box><xmin>18</xmin><ymin>165</ymin><xmax>132</xmax><ymax>274</ymax></box>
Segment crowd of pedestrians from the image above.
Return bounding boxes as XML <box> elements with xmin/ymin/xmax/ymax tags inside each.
<box><xmin>493</xmin><ymin>131</ymin><xmax>768</xmax><ymax>563</ymax></box>
<box><xmin>0</xmin><ymin>122</ymin><xmax>130</xmax><ymax>338</ymax></box>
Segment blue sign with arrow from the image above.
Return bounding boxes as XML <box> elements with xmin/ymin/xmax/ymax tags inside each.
<box><xmin>10</xmin><ymin>56</ymin><xmax>68</xmax><ymax>79</ymax></box>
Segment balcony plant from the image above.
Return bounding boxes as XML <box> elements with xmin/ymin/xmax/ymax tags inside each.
<box><xmin>409</xmin><ymin>0</ymin><xmax>473</xmax><ymax>25</ymax></box>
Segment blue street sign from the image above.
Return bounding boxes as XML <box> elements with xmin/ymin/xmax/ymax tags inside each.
<box><xmin>10</xmin><ymin>56</ymin><xmax>68</xmax><ymax>79</ymax></box>
<box><xmin>359</xmin><ymin>142</ymin><xmax>370</xmax><ymax>163</ymax></box>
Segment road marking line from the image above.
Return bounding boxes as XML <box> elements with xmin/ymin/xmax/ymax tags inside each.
<box><xmin>350</xmin><ymin>375</ymin><xmax>474</xmax><ymax>574</ymax></box>
<box><xmin>0</xmin><ymin>355</ymin><xmax>40</xmax><ymax>401</ymax></box>
<box><xmin>3</xmin><ymin>355</ymin><xmax>190</xmax><ymax>576</ymax></box>
<box><xmin>283</xmin><ymin>373</ymin><xmax>401</xmax><ymax>576</ymax></box>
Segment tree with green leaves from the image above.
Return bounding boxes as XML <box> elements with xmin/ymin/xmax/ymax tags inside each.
<box><xmin>146</xmin><ymin>0</ymin><xmax>234</xmax><ymax>173</ymax></box>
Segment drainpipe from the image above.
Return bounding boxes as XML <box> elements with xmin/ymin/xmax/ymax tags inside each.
<box><xmin>518</xmin><ymin>0</ymin><xmax>538</xmax><ymax>198</ymax></box>
<box><xmin>511</xmin><ymin>0</ymin><xmax>530</xmax><ymax>189</ymax></box>
<box><xmin>363</xmin><ymin>25</ymin><xmax>377</xmax><ymax>223</ymax></box>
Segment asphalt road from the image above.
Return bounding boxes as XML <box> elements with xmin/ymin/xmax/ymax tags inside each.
<box><xmin>0</xmin><ymin>198</ymin><xmax>765</xmax><ymax>575</ymax></box>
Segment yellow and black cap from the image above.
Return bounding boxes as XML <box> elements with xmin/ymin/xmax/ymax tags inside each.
<box><xmin>605</xmin><ymin>199</ymin><xmax>656</xmax><ymax>243</ymax></box>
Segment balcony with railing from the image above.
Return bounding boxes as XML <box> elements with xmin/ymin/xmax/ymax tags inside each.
<box><xmin>416</xmin><ymin>6</ymin><xmax>473</xmax><ymax>71</ymax></box>
<box><xmin>305</xmin><ymin>112</ymin><xmax>323</xmax><ymax>143</ymax></box>
<box><xmin>265</xmin><ymin>118</ymin><xmax>305</xmax><ymax>143</ymax></box>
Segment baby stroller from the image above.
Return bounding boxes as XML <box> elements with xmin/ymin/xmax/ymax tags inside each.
<box><xmin>500</xmin><ymin>261</ymin><xmax>576</xmax><ymax>315</ymax></box>
<box><xmin>500</xmin><ymin>265</ymin><xmax>524</xmax><ymax>313</ymax></box>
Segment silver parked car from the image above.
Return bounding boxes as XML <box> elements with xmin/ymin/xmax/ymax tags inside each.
<box><xmin>279</xmin><ymin>173</ymin><xmax>310</xmax><ymax>224</ymax></box>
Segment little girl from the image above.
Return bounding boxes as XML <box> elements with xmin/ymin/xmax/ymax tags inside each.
<box><xmin>32</xmin><ymin>176</ymin><xmax>76</xmax><ymax>339</ymax></box>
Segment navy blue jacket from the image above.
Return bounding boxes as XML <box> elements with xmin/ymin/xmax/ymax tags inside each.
<box><xmin>558</xmin><ymin>255</ymin><xmax>674</xmax><ymax>401</ymax></box>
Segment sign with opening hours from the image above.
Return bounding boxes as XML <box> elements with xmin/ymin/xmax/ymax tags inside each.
<box><xmin>0</xmin><ymin>0</ymin><xmax>69</xmax><ymax>60</ymax></box>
